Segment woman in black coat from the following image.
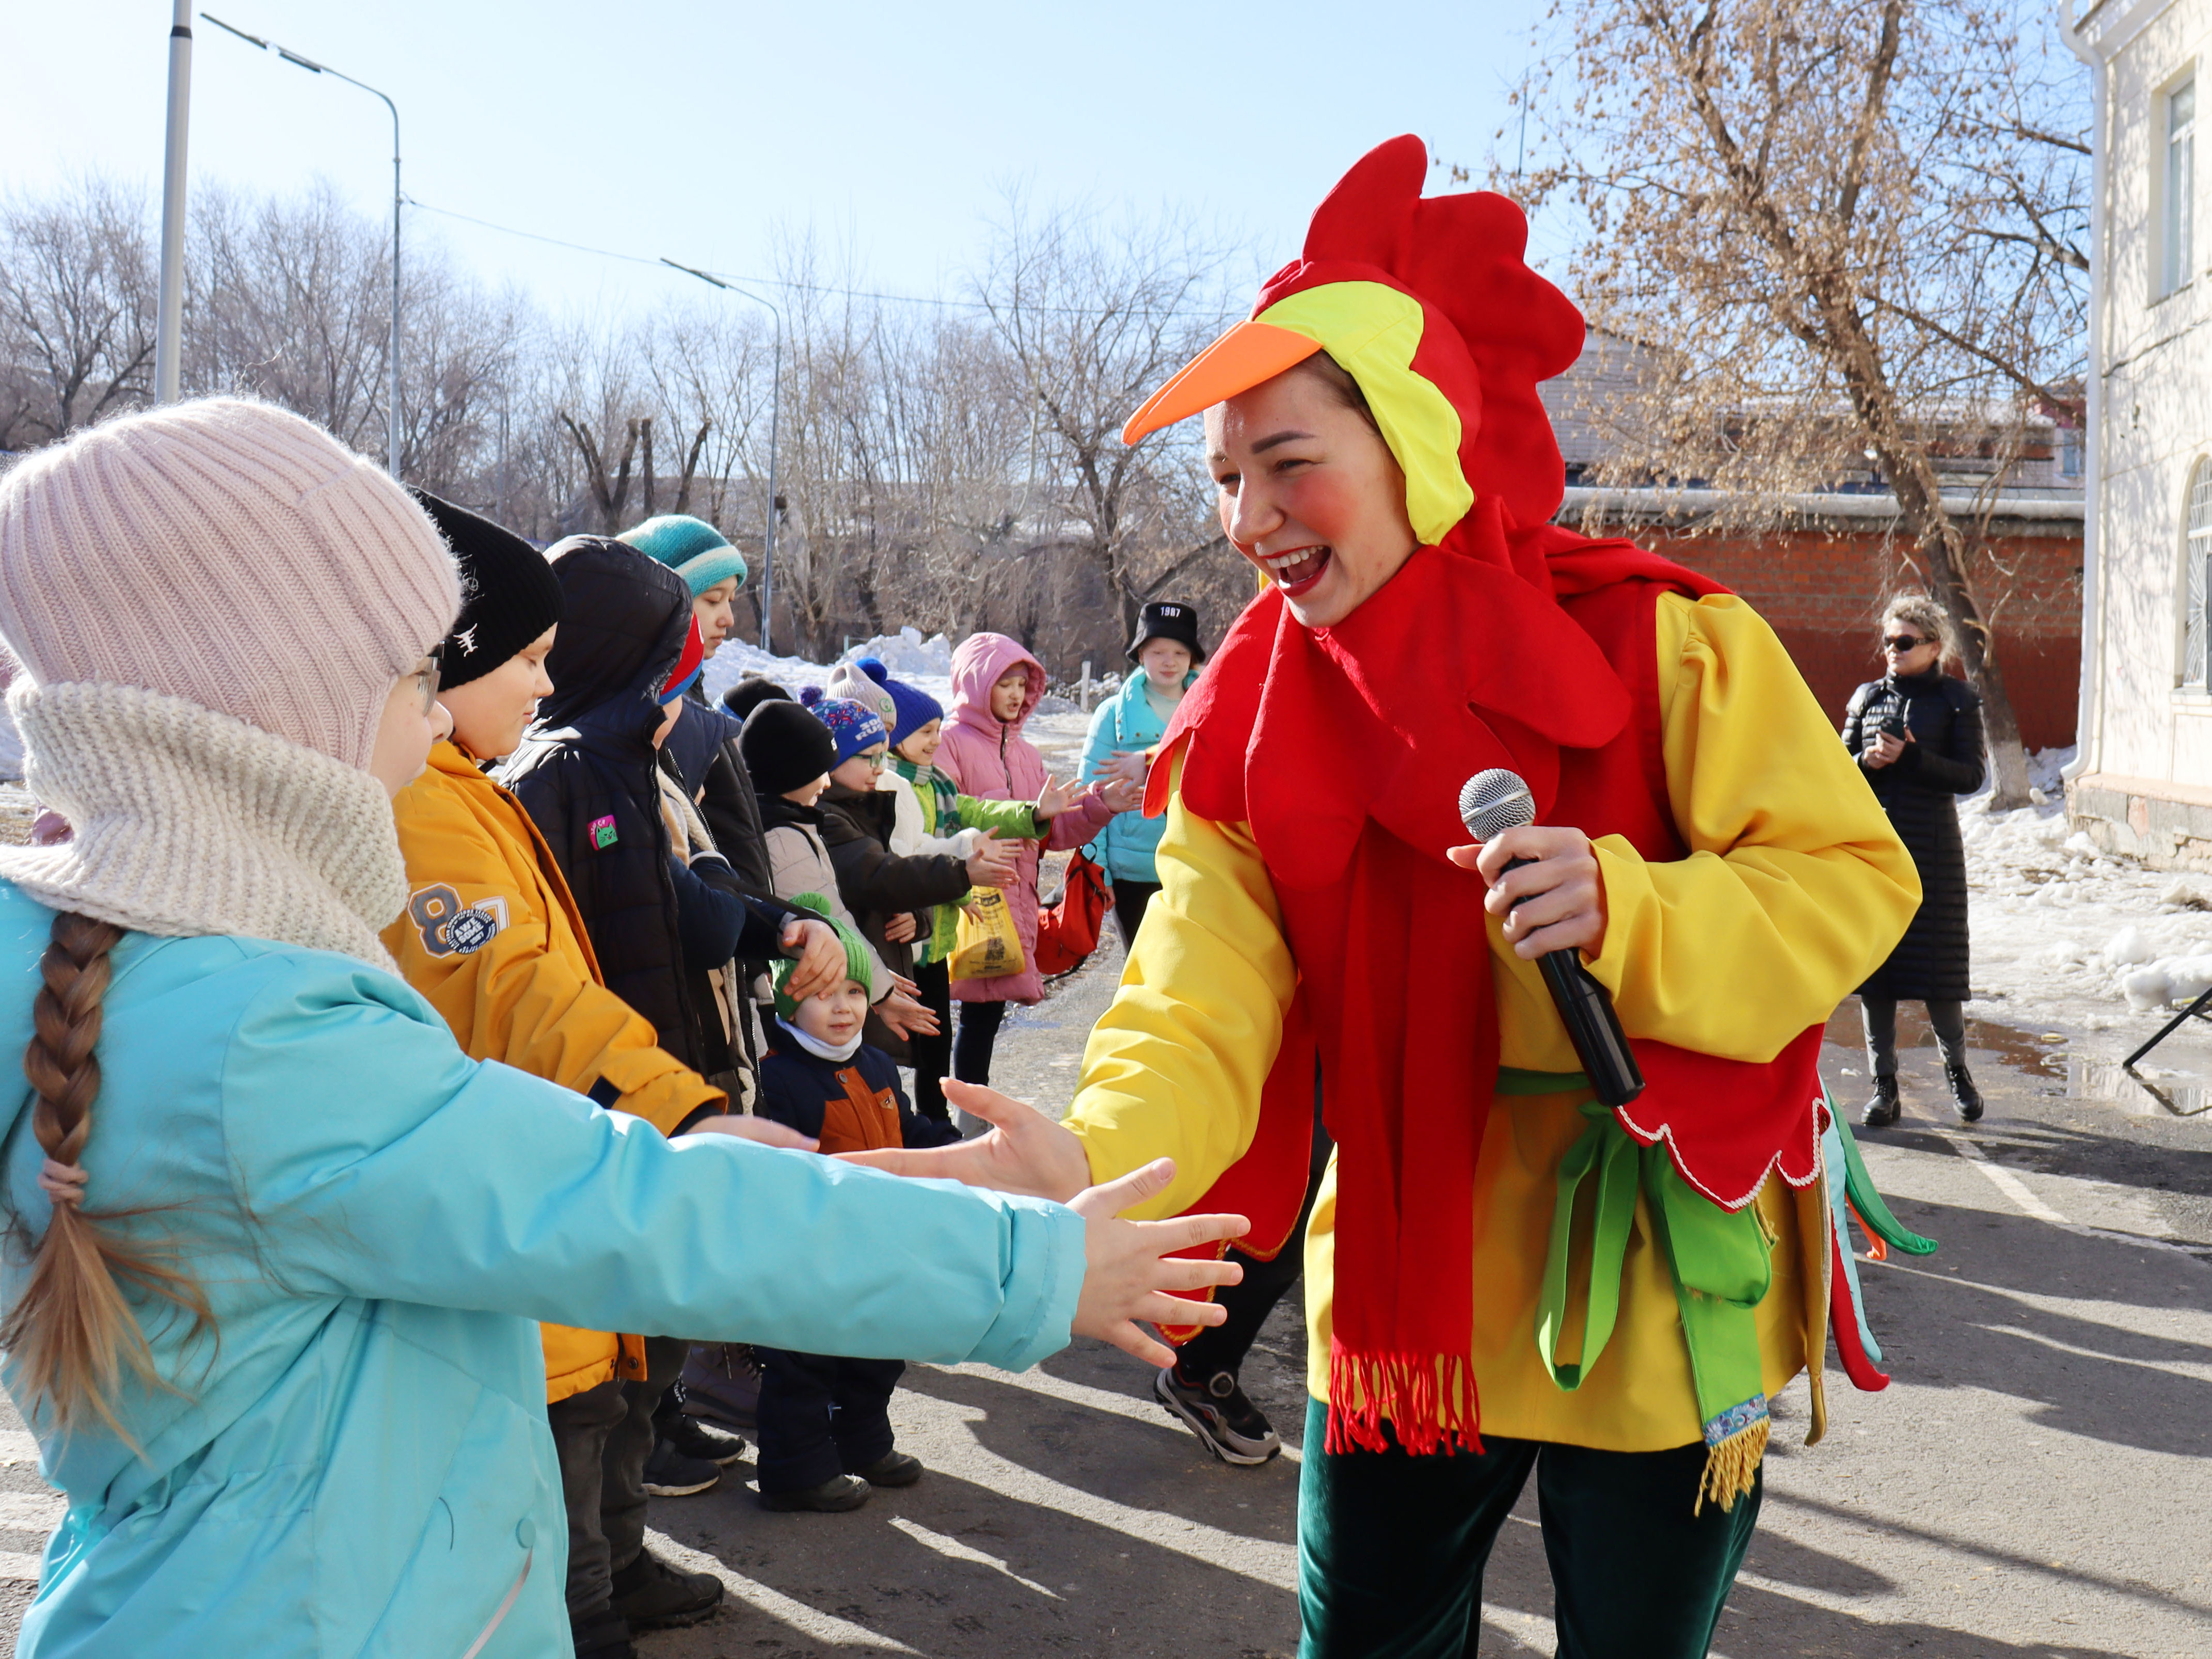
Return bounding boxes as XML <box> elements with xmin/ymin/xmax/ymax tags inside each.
<box><xmin>1841</xmin><ymin>596</ymin><xmax>1988</xmax><ymax>1127</ymax></box>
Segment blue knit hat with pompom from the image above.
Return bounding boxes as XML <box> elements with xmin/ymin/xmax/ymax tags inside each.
<box><xmin>857</xmin><ymin>657</ymin><xmax>944</xmax><ymax>745</ymax></box>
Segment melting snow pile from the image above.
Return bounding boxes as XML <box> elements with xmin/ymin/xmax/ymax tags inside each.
<box><xmin>699</xmin><ymin>627</ymin><xmax>957</xmax><ymax>722</ymax></box>
<box><xmin>1961</xmin><ymin>747</ymin><xmax>2212</xmax><ymax>1029</ymax></box>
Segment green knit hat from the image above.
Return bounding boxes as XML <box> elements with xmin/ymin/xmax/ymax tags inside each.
<box><xmin>773</xmin><ymin>895</ymin><xmax>873</xmax><ymax>1015</ymax></box>
<box><xmin>617</xmin><ymin>514</ymin><xmax>747</xmax><ymax>596</ymax></box>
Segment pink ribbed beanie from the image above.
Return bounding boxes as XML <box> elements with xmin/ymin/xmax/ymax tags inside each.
<box><xmin>0</xmin><ymin>398</ymin><xmax>458</xmax><ymax>770</ymax></box>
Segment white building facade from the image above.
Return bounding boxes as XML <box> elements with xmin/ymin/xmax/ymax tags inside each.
<box><xmin>2069</xmin><ymin>0</ymin><xmax>2212</xmax><ymax>866</ymax></box>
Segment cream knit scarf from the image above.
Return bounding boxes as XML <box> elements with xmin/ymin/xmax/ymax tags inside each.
<box><xmin>0</xmin><ymin>682</ymin><xmax>407</xmax><ymax>971</ymax></box>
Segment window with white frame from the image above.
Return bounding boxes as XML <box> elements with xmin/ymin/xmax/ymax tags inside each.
<box><xmin>2166</xmin><ymin>77</ymin><xmax>2197</xmax><ymax>296</ymax></box>
<box><xmin>2184</xmin><ymin>458</ymin><xmax>2212</xmax><ymax>688</ymax></box>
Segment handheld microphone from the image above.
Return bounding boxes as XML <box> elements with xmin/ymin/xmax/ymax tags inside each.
<box><xmin>1458</xmin><ymin>769</ymin><xmax>1645</xmax><ymax>1108</ymax></box>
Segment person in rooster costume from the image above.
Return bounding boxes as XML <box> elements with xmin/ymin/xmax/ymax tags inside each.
<box><xmin>851</xmin><ymin>136</ymin><xmax>1925</xmax><ymax>1658</ymax></box>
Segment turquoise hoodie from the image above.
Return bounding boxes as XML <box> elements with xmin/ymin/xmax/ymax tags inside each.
<box><xmin>0</xmin><ymin>883</ymin><xmax>1082</xmax><ymax>1657</ymax></box>
<box><xmin>1077</xmin><ymin>669</ymin><xmax>1198</xmax><ymax>884</ymax></box>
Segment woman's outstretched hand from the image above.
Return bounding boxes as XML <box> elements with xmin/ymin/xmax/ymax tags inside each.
<box><xmin>1449</xmin><ymin>824</ymin><xmax>1608</xmax><ymax>961</ymax></box>
<box><xmin>1071</xmin><ymin>1158</ymin><xmax>1247</xmax><ymax>1367</ymax></box>
<box><xmin>836</xmin><ymin>1078</ymin><xmax>1091</xmax><ymax>1199</ymax></box>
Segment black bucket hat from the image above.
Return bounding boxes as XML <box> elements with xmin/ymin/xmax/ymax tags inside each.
<box><xmin>1127</xmin><ymin>600</ymin><xmax>1205</xmax><ymax>664</ymax></box>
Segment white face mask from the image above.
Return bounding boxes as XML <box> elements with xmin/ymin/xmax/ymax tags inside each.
<box><xmin>776</xmin><ymin>1013</ymin><xmax>864</xmax><ymax>1064</ymax></box>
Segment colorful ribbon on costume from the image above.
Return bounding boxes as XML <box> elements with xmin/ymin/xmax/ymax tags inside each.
<box><xmin>1535</xmin><ymin>1094</ymin><xmax>1774</xmax><ymax>1514</ymax></box>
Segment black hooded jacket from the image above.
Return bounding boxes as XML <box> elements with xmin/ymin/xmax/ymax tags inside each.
<box><xmin>500</xmin><ymin>537</ymin><xmax>786</xmax><ymax>1073</ymax></box>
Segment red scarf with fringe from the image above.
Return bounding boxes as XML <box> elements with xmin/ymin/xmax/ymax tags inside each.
<box><xmin>1154</xmin><ymin>512</ymin><xmax>1815</xmax><ymax>1456</ymax></box>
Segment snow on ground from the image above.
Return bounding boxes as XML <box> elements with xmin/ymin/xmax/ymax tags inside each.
<box><xmin>1955</xmin><ymin>746</ymin><xmax>2212</xmax><ymax>1043</ymax></box>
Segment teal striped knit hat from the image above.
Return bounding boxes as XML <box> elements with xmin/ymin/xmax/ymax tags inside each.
<box><xmin>618</xmin><ymin>514</ymin><xmax>747</xmax><ymax>596</ymax></box>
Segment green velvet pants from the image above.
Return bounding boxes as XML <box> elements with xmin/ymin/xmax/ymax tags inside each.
<box><xmin>1297</xmin><ymin>1399</ymin><xmax>1761</xmax><ymax>1658</ymax></box>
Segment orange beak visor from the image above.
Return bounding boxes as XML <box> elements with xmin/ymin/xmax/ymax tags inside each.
<box><xmin>1120</xmin><ymin>322</ymin><xmax>1324</xmax><ymax>447</ymax></box>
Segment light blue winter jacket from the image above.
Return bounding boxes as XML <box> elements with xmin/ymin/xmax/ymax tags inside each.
<box><xmin>0</xmin><ymin>882</ymin><xmax>1084</xmax><ymax>1657</ymax></box>
<box><xmin>1078</xmin><ymin>670</ymin><xmax>1198</xmax><ymax>884</ymax></box>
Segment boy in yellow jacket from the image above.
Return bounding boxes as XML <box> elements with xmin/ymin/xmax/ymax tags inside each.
<box><xmin>386</xmin><ymin>492</ymin><xmax>843</xmax><ymax>1659</ymax></box>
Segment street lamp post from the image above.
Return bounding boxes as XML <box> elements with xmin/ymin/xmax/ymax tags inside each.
<box><xmin>661</xmin><ymin>259</ymin><xmax>783</xmax><ymax>657</ymax></box>
<box><xmin>153</xmin><ymin>0</ymin><xmax>194</xmax><ymax>405</ymax></box>
<box><xmin>203</xmin><ymin>15</ymin><xmax>402</xmax><ymax>478</ymax></box>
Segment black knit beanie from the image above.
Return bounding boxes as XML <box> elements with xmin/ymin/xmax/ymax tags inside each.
<box><xmin>740</xmin><ymin>697</ymin><xmax>838</xmax><ymax>794</ymax></box>
<box><xmin>723</xmin><ymin>676</ymin><xmax>793</xmax><ymax>723</ymax></box>
<box><xmin>409</xmin><ymin>488</ymin><xmax>565</xmax><ymax>691</ymax></box>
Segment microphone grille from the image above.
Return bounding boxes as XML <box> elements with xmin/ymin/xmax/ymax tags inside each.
<box><xmin>1458</xmin><ymin>769</ymin><xmax>1534</xmax><ymax>841</ymax></box>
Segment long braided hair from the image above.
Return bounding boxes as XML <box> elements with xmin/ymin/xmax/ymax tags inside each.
<box><xmin>0</xmin><ymin>912</ymin><xmax>211</xmax><ymax>1438</ymax></box>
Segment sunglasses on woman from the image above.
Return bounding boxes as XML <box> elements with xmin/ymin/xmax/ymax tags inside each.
<box><xmin>1883</xmin><ymin>635</ymin><xmax>1925</xmax><ymax>652</ymax></box>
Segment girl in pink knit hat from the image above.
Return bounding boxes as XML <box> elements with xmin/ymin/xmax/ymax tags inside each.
<box><xmin>0</xmin><ymin>400</ymin><xmax>1248</xmax><ymax>1659</ymax></box>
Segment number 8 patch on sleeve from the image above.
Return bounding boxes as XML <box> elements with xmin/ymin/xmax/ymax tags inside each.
<box><xmin>409</xmin><ymin>885</ymin><xmax>510</xmax><ymax>958</ymax></box>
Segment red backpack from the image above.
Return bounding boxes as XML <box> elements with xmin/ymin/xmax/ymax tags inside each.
<box><xmin>1033</xmin><ymin>849</ymin><xmax>1109</xmax><ymax>977</ymax></box>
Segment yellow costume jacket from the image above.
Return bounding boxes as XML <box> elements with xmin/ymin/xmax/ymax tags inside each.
<box><xmin>1063</xmin><ymin>592</ymin><xmax>1919</xmax><ymax>1451</ymax></box>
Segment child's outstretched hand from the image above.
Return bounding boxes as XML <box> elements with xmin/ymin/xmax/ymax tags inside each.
<box><xmin>966</xmin><ymin>833</ymin><xmax>1019</xmax><ymax>888</ymax></box>
<box><xmin>1096</xmin><ymin>776</ymin><xmax>1145</xmax><ymax>813</ymax></box>
<box><xmin>1034</xmin><ymin>773</ymin><xmax>1079</xmax><ymax>823</ymax></box>
<box><xmin>874</xmin><ymin>986</ymin><xmax>941</xmax><ymax>1039</ymax></box>
<box><xmin>1071</xmin><ymin>1158</ymin><xmax>1247</xmax><ymax>1367</ymax></box>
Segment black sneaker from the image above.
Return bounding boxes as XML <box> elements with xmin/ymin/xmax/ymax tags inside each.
<box><xmin>640</xmin><ymin>1439</ymin><xmax>720</xmax><ymax>1497</ymax></box>
<box><xmin>849</xmin><ymin>1449</ymin><xmax>923</xmax><ymax>1488</ymax></box>
<box><xmin>758</xmin><ymin>1472</ymin><xmax>871</xmax><ymax>1512</ymax></box>
<box><xmin>1860</xmin><ymin>1075</ymin><xmax>1901</xmax><ymax>1128</ymax></box>
<box><xmin>1154</xmin><ymin>1365</ymin><xmax>1281</xmax><ymax>1465</ymax></box>
<box><xmin>659</xmin><ymin>1411</ymin><xmax>748</xmax><ymax>1467</ymax></box>
<box><xmin>608</xmin><ymin>1548</ymin><xmax>723</xmax><ymax>1630</ymax></box>
<box><xmin>1947</xmin><ymin>1062</ymin><xmax>1985</xmax><ymax>1124</ymax></box>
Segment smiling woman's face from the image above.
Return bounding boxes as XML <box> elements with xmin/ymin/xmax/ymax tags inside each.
<box><xmin>1205</xmin><ymin>362</ymin><xmax>1419</xmax><ymax>629</ymax></box>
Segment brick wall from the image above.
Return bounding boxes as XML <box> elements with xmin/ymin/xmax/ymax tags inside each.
<box><xmin>1611</xmin><ymin>521</ymin><xmax>2083</xmax><ymax>751</ymax></box>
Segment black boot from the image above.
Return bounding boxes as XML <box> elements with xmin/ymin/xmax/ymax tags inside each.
<box><xmin>1947</xmin><ymin>1062</ymin><xmax>1984</xmax><ymax>1124</ymax></box>
<box><xmin>608</xmin><ymin>1549</ymin><xmax>723</xmax><ymax>1631</ymax></box>
<box><xmin>1861</xmin><ymin>1074</ymin><xmax>1900</xmax><ymax>1128</ymax></box>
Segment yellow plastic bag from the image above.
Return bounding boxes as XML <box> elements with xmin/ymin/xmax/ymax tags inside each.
<box><xmin>950</xmin><ymin>888</ymin><xmax>1026</xmax><ymax>980</ymax></box>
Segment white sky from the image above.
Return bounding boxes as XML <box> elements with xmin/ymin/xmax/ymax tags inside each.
<box><xmin>1</xmin><ymin>0</ymin><xmax>1557</xmax><ymax>318</ymax></box>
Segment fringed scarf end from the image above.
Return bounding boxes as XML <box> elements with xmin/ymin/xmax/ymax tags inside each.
<box><xmin>1325</xmin><ymin>1347</ymin><xmax>1482</xmax><ymax>1458</ymax></box>
<box><xmin>1693</xmin><ymin>1395</ymin><xmax>1770</xmax><ymax>1515</ymax></box>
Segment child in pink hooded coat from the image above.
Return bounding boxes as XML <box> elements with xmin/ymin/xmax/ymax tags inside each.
<box><xmin>937</xmin><ymin>633</ymin><xmax>1123</xmax><ymax>1086</ymax></box>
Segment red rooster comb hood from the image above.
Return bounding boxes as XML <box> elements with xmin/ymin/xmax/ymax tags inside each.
<box><xmin>1124</xmin><ymin>134</ymin><xmax>1585</xmax><ymax>536</ymax></box>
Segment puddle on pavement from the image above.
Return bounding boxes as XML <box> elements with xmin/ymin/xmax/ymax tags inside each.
<box><xmin>2067</xmin><ymin>1055</ymin><xmax>2212</xmax><ymax>1117</ymax></box>
<box><xmin>1820</xmin><ymin>1002</ymin><xmax>2067</xmax><ymax>1079</ymax></box>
